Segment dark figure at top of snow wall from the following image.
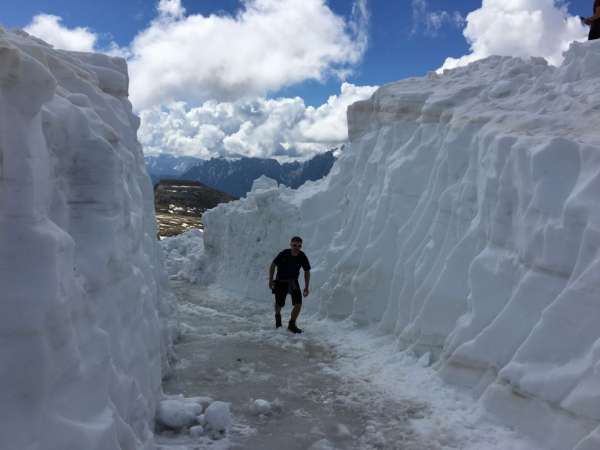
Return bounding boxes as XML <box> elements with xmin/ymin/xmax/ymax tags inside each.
<box><xmin>269</xmin><ymin>237</ymin><xmax>311</xmax><ymax>334</ymax></box>
<box><xmin>583</xmin><ymin>0</ymin><xmax>600</xmax><ymax>40</ymax></box>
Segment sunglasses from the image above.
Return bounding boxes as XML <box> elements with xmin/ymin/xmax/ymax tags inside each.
<box><xmin>291</xmin><ymin>243</ymin><xmax>302</xmax><ymax>247</ymax></box>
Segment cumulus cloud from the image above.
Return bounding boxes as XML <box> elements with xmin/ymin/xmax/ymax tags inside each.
<box><xmin>24</xmin><ymin>14</ymin><xmax>97</xmax><ymax>51</ymax></box>
<box><xmin>128</xmin><ymin>0</ymin><xmax>369</xmax><ymax>109</ymax></box>
<box><xmin>157</xmin><ymin>0</ymin><xmax>186</xmax><ymax>19</ymax></box>
<box><xmin>440</xmin><ymin>0</ymin><xmax>587</xmax><ymax>71</ymax></box>
<box><xmin>138</xmin><ymin>82</ymin><xmax>378</xmax><ymax>159</ymax></box>
<box><xmin>411</xmin><ymin>0</ymin><xmax>464</xmax><ymax>37</ymax></box>
<box><xmin>24</xmin><ymin>1</ymin><xmax>373</xmax><ymax>160</ymax></box>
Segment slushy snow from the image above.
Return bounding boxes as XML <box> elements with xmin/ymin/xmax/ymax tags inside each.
<box><xmin>0</xmin><ymin>28</ymin><xmax>175</xmax><ymax>450</ymax></box>
<box><xmin>198</xmin><ymin>40</ymin><xmax>600</xmax><ymax>449</ymax></box>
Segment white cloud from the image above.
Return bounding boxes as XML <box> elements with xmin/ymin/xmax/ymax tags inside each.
<box><xmin>296</xmin><ymin>83</ymin><xmax>379</xmax><ymax>142</ymax></box>
<box><xmin>138</xmin><ymin>82</ymin><xmax>378</xmax><ymax>159</ymax></box>
<box><xmin>24</xmin><ymin>14</ymin><xmax>128</xmax><ymax>57</ymax></box>
<box><xmin>440</xmin><ymin>0</ymin><xmax>587</xmax><ymax>71</ymax></box>
<box><xmin>157</xmin><ymin>0</ymin><xmax>186</xmax><ymax>19</ymax></box>
<box><xmin>24</xmin><ymin>14</ymin><xmax>97</xmax><ymax>52</ymax></box>
<box><xmin>411</xmin><ymin>0</ymin><xmax>464</xmax><ymax>37</ymax></box>
<box><xmin>24</xmin><ymin>1</ymin><xmax>374</xmax><ymax>160</ymax></box>
<box><xmin>128</xmin><ymin>0</ymin><xmax>369</xmax><ymax>109</ymax></box>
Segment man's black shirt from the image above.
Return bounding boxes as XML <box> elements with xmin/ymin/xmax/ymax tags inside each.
<box><xmin>273</xmin><ymin>249</ymin><xmax>311</xmax><ymax>280</ymax></box>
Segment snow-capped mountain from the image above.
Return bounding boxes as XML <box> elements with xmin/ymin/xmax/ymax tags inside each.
<box><xmin>145</xmin><ymin>151</ymin><xmax>336</xmax><ymax>197</ymax></box>
<box><xmin>144</xmin><ymin>153</ymin><xmax>203</xmax><ymax>184</ymax></box>
<box><xmin>181</xmin><ymin>151</ymin><xmax>336</xmax><ymax>197</ymax></box>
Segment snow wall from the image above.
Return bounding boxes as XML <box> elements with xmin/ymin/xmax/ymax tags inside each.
<box><xmin>203</xmin><ymin>41</ymin><xmax>600</xmax><ymax>450</ymax></box>
<box><xmin>0</xmin><ymin>29</ymin><xmax>176</xmax><ymax>449</ymax></box>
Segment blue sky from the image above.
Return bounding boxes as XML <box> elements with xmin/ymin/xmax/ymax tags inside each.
<box><xmin>4</xmin><ymin>0</ymin><xmax>593</xmax><ymax>159</ymax></box>
<box><xmin>5</xmin><ymin>0</ymin><xmax>591</xmax><ymax>105</ymax></box>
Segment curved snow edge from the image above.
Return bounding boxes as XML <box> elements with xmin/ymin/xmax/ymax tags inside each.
<box><xmin>202</xmin><ymin>41</ymin><xmax>600</xmax><ymax>449</ymax></box>
<box><xmin>0</xmin><ymin>28</ymin><xmax>176</xmax><ymax>450</ymax></box>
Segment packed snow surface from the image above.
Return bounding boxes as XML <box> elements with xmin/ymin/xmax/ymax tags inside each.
<box><xmin>157</xmin><ymin>280</ymin><xmax>536</xmax><ymax>449</ymax></box>
<box><xmin>0</xmin><ymin>28</ymin><xmax>175</xmax><ymax>449</ymax></box>
<box><xmin>201</xmin><ymin>41</ymin><xmax>600</xmax><ymax>449</ymax></box>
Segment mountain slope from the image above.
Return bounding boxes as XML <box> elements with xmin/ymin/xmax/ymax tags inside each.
<box><xmin>145</xmin><ymin>154</ymin><xmax>202</xmax><ymax>185</ymax></box>
<box><xmin>146</xmin><ymin>151</ymin><xmax>336</xmax><ymax>197</ymax></box>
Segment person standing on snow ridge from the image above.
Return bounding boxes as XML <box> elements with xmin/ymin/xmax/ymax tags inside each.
<box><xmin>268</xmin><ymin>236</ymin><xmax>311</xmax><ymax>334</ymax></box>
<box><xmin>583</xmin><ymin>0</ymin><xmax>600</xmax><ymax>40</ymax></box>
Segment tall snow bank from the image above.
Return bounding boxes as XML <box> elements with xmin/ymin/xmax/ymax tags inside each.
<box><xmin>202</xmin><ymin>41</ymin><xmax>600</xmax><ymax>449</ymax></box>
<box><xmin>0</xmin><ymin>28</ymin><xmax>176</xmax><ymax>449</ymax></box>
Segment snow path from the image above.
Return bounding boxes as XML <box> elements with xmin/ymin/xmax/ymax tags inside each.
<box><xmin>157</xmin><ymin>281</ymin><xmax>538</xmax><ymax>450</ymax></box>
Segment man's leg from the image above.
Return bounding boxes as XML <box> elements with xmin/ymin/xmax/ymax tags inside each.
<box><xmin>288</xmin><ymin>286</ymin><xmax>303</xmax><ymax>333</ymax></box>
<box><xmin>274</xmin><ymin>282</ymin><xmax>285</xmax><ymax>328</ymax></box>
<box><xmin>274</xmin><ymin>303</ymin><xmax>283</xmax><ymax>328</ymax></box>
<box><xmin>290</xmin><ymin>304</ymin><xmax>301</xmax><ymax>322</ymax></box>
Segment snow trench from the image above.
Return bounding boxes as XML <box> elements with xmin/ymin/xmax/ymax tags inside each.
<box><xmin>202</xmin><ymin>41</ymin><xmax>600</xmax><ymax>449</ymax></box>
<box><xmin>0</xmin><ymin>29</ymin><xmax>176</xmax><ymax>449</ymax></box>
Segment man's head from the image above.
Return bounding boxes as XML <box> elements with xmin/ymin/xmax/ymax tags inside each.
<box><xmin>290</xmin><ymin>236</ymin><xmax>302</xmax><ymax>254</ymax></box>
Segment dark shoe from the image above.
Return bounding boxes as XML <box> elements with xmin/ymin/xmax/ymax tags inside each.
<box><xmin>288</xmin><ymin>320</ymin><xmax>302</xmax><ymax>334</ymax></box>
<box><xmin>275</xmin><ymin>314</ymin><xmax>282</xmax><ymax>328</ymax></box>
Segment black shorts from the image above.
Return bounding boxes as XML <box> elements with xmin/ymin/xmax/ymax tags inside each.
<box><xmin>273</xmin><ymin>280</ymin><xmax>302</xmax><ymax>307</ymax></box>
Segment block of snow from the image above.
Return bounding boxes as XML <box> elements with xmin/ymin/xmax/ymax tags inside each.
<box><xmin>250</xmin><ymin>399</ymin><xmax>272</xmax><ymax>415</ymax></box>
<box><xmin>186</xmin><ymin>396</ymin><xmax>213</xmax><ymax>411</ymax></box>
<box><xmin>189</xmin><ymin>425</ymin><xmax>204</xmax><ymax>439</ymax></box>
<box><xmin>0</xmin><ymin>27</ymin><xmax>176</xmax><ymax>450</ymax></box>
<box><xmin>156</xmin><ymin>399</ymin><xmax>203</xmax><ymax>430</ymax></box>
<box><xmin>308</xmin><ymin>439</ymin><xmax>337</xmax><ymax>450</ymax></box>
<box><xmin>204</xmin><ymin>401</ymin><xmax>232</xmax><ymax>433</ymax></box>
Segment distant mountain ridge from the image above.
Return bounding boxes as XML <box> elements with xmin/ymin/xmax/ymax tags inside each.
<box><xmin>145</xmin><ymin>151</ymin><xmax>336</xmax><ymax>197</ymax></box>
<box><xmin>145</xmin><ymin>154</ymin><xmax>203</xmax><ymax>185</ymax></box>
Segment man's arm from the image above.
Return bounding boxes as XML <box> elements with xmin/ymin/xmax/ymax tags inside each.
<box><xmin>303</xmin><ymin>270</ymin><xmax>310</xmax><ymax>297</ymax></box>
<box><xmin>269</xmin><ymin>263</ymin><xmax>276</xmax><ymax>289</ymax></box>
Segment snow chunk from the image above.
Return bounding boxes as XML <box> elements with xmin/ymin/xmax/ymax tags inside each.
<box><xmin>156</xmin><ymin>399</ymin><xmax>203</xmax><ymax>430</ymax></box>
<box><xmin>189</xmin><ymin>425</ymin><xmax>204</xmax><ymax>438</ymax></box>
<box><xmin>308</xmin><ymin>439</ymin><xmax>337</xmax><ymax>450</ymax></box>
<box><xmin>204</xmin><ymin>401</ymin><xmax>232</xmax><ymax>435</ymax></box>
<box><xmin>250</xmin><ymin>399</ymin><xmax>272</xmax><ymax>415</ymax></box>
<box><xmin>161</xmin><ymin>228</ymin><xmax>205</xmax><ymax>282</ymax></box>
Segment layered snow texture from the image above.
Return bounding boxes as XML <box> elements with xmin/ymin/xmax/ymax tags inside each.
<box><xmin>202</xmin><ymin>41</ymin><xmax>600</xmax><ymax>449</ymax></box>
<box><xmin>0</xmin><ymin>28</ymin><xmax>176</xmax><ymax>449</ymax></box>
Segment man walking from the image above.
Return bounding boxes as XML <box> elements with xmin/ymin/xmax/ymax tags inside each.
<box><xmin>269</xmin><ymin>236</ymin><xmax>311</xmax><ymax>333</ymax></box>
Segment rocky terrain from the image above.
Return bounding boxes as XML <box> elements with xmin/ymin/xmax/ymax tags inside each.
<box><xmin>154</xmin><ymin>179</ymin><xmax>236</xmax><ymax>237</ymax></box>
